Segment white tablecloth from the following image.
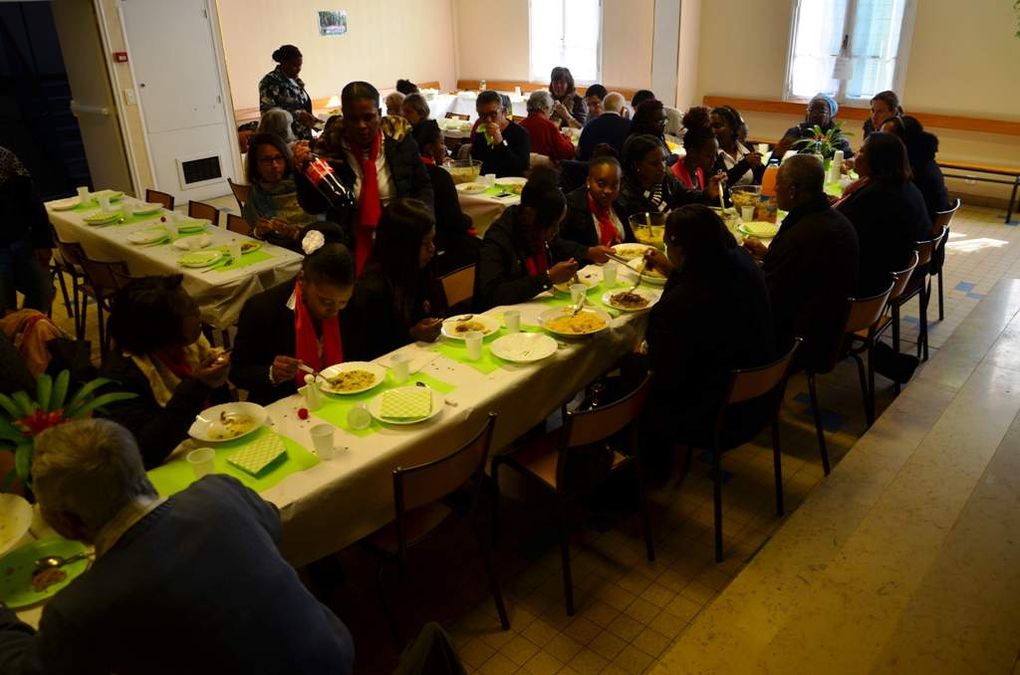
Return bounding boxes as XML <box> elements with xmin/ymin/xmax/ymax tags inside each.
<box><xmin>46</xmin><ymin>197</ymin><xmax>303</xmax><ymax>329</ymax></box>
<box><xmin>459</xmin><ymin>191</ymin><xmax>521</xmax><ymax>237</ymax></box>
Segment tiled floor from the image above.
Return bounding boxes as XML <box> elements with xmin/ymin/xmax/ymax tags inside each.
<box><xmin>49</xmin><ymin>202</ymin><xmax>1020</xmax><ymax>674</ymax></box>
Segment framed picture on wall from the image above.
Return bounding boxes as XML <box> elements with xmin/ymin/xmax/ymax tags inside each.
<box><xmin>318</xmin><ymin>10</ymin><xmax>347</xmax><ymax>36</ymax></box>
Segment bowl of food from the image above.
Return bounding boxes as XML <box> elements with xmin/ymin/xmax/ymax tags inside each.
<box><xmin>0</xmin><ymin>494</ymin><xmax>32</xmax><ymax>556</ymax></box>
<box><xmin>539</xmin><ymin>307</ymin><xmax>612</xmax><ymax>338</ymax></box>
<box><xmin>189</xmin><ymin>402</ymin><xmax>267</xmax><ymax>443</ymax></box>
<box><xmin>628</xmin><ymin>213</ymin><xmax>666</xmax><ymax>249</ymax></box>
<box><xmin>495</xmin><ymin>177</ymin><xmax>527</xmax><ymax>195</ymax></box>
<box><xmin>446</xmin><ymin>159</ymin><xmax>483</xmax><ymax>185</ymax></box>
<box><xmin>318</xmin><ymin>361</ymin><xmax>387</xmax><ymax>395</ymax></box>
<box><xmin>601</xmin><ymin>288</ymin><xmax>660</xmax><ymax>312</ymax></box>
<box><xmin>730</xmin><ymin>185</ymin><xmax>762</xmax><ymax>210</ymax></box>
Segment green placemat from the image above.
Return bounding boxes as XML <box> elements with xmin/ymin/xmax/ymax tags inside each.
<box><xmin>432</xmin><ymin>325</ymin><xmax>542</xmax><ymax>374</ymax></box>
<box><xmin>213</xmin><ymin>249</ymin><xmax>273</xmax><ymax>272</ymax></box>
<box><xmin>480</xmin><ymin>185</ymin><xmax>521</xmax><ymax>199</ymax></box>
<box><xmin>147</xmin><ymin>427</ymin><xmax>319</xmax><ymax>497</ymax></box>
<box><xmin>311</xmin><ymin>372</ymin><xmax>456</xmax><ymax>436</ymax></box>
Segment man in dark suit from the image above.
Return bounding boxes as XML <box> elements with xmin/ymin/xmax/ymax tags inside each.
<box><xmin>471</xmin><ymin>89</ymin><xmax>530</xmax><ymax>177</ymax></box>
<box><xmin>577</xmin><ymin>92</ymin><xmax>632</xmax><ymax>161</ymax></box>
<box><xmin>744</xmin><ymin>154</ymin><xmax>859</xmax><ymax>373</ymax></box>
<box><xmin>0</xmin><ymin>419</ymin><xmax>355</xmax><ymax>674</ymax></box>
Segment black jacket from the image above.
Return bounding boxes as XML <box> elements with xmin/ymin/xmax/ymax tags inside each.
<box><xmin>295</xmin><ymin>116</ymin><xmax>434</xmax><ymax>249</ymax></box>
<box><xmin>475</xmin><ymin>205</ymin><xmax>588</xmax><ymax>309</ymax></box>
<box><xmin>764</xmin><ymin>195</ymin><xmax>859</xmax><ymax>373</ymax></box>
<box><xmin>98</xmin><ymin>352</ymin><xmax>230</xmax><ymax>469</ymax></box>
<box><xmin>905</xmin><ymin>134</ymin><xmax>950</xmax><ymax>221</ymax></box>
<box><xmin>645</xmin><ymin>247</ymin><xmax>775</xmax><ymax>445</ymax></box>
<box><xmin>561</xmin><ymin>186</ymin><xmax>634</xmax><ymax>254</ymax></box>
<box><xmin>577</xmin><ymin>113</ymin><xmax>632</xmax><ymax>161</ymax></box>
<box><xmin>618</xmin><ymin>173</ymin><xmax>711</xmax><ymax>220</ymax></box>
<box><xmin>424</xmin><ymin>162</ymin><xmax>478</xmax><ymax>272</ymax></box>
<box><xmin>0</xmin><ymin>174</ymin><xmax>52</xmax><ymax>249</ymax></box>
<box><xmin>352</xmin><ymin>263</ymin><xmax>431</xmax><ymax>359</ymax></box>
<box><xmin>231</xmin><ymin>279</ymin><xmax>364</xmax><ymax>404</ymax></box>
<box><xmin>471</xmin><ymin>122</ymin><xmax>530</xmax><ymax>178</ymax></box>
<box><xmin>837</xmin><ymin>180</ymin><xmax>930</xmax><ymax>297</ymax></box>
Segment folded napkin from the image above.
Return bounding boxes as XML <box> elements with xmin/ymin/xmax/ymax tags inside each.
<box><xmin>227</xmin><ymin>434</ymin><xmax>287</xmax><ymax>476</ymax></box>
<box><xmin>380</xmin><ymin>388</ymin><xmax>432</xmax><ymax>420</ymax></box>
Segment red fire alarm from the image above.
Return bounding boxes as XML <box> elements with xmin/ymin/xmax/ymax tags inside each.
<box><xmin>113</xmin><ymin>51</ymin><xmax>129</xmax><ymax>63</ymax></box>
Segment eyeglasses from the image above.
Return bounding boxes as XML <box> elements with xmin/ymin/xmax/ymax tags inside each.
<box><xmin>258</xmin><ymin>154</ymin><xmax>286</xmax><ymax>165</ymax></box>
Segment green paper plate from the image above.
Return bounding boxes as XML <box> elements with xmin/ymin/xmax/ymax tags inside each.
<box><xmin>0</xmin><ymin>538</ymin><xmax>89</xmax><ymax>609</ymax></box>
<box><xmin>83</xmin><ymin>211</ymin><xmax>120</xmax><ymax>225</ymax></box>
<box><xmin>179</xmin><ymin>250</ymin><xmax>223</xmax><ymax>268</ymax></box>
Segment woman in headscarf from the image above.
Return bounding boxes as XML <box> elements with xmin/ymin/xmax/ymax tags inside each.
<box><xmin>0</xmin><ymin>147</ymin><xmax>52</xmax><ymax>313</ymax></box>
<box><xmin>781</xmin><ymin>92</ymin><xmax>854</xmax><ymax>158</ymax></box>
<box><xmin>258</xmin><ymin>44</ymin><xmax>316</xmax><ymax>141</ymax></box>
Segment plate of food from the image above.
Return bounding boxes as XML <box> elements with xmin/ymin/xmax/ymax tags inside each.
<box><xmin>601</xmin><ymin>288</ymin><xmax>660</xmax><ymax>312</ymax></box>
<box><xmin>0</xmin><ymin>538</ymin><xmax>90</xmax><ymax>609</ymax></box>
<box><xmin>367</xmin><ymin>385</ymin><xmax>445</xmax><ymax>426</ymax></box>
<box><xmin>0</xmin><ymin>494</ymin><xmax>33</xmax><ymax>556</ymax></box>
<box><xmin>82</xmin><ymin>211</ymin><xmax>120</xmax><ymax>225</ymax></box>
<box><xmin>128</xmin><ymin>226</ymin><xmax>169</xmax><ymax>245</ymax></box>
<box><xmin>455</xmin><ymin>182</ymin><xmax>488</xmax><ymax>195</ymax></box>
<box><xmin>539</xmin><ymin>307</ymin><xmax>612</xmax><ymax>338</ymax></box>
<box><xmin>495</xmin><ymin>177</ymin><xmax>527</xmax><ymax>194</ymax></box>
<box><xmin>240</xmin><ymin>241</ymin><xmax>261</xmax><ymax>255</ymax></box>
<box><xmin>48</xmin><ymin>197</ymin><xmax>81</xmax><ymax>211</ymax></box>
<box><xmin>178</xmin><ymin>250</ymin><xmax>223</xmax><ymax>268</ymax></box>
<box><xmin>626</xmin><ymin>257</ymin><xmax>668</xmax><ymax>285</ymax></box>
<box><xmin>318</xmin><ymin>361</ymin><xmax>387</xmax><ymax>395</ymax></box>
<box><xmin>441</xmin><ymin>313</ymin><xmax>501</xmax><ymax>340</ymax></box>
<box><xmin>189</xmin><ymin>402</ymin><xmax>266</xmax><ymax>443</ymax></box>
<box><xmin>611</xmin><ymin>243</ymin><xmax>654</xmax><ymax>261</ymax></box>
<box><xmin>132</xmin><ymin>202</ymin><xmax>164</xmax><ymax>216</ymax></box>
<box><xmin>489</xmin><ymin>333</ymin><xmax>558</xmax><ymax>363</ymax></box>
<box><xmin>737</xmin><ymin>221</ymin><xmax>780</xmax><ymax>239</ymax></box>
<box><xmin>552</xmin><ymin>267</ymin><xmax>602</xmax><ymax>294</ymax></box>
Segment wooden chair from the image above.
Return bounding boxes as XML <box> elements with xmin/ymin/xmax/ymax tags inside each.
<box><xmin>49</xmin><ymin>228</ymin><xmax>88</xmax><ymax>339</ymax></box>
<box><xmin>888</xmin><ymin>226</ymin><xmax>948</xmax><ymax>363</ymax></box>
<box><xmin>856</xmin><ymin>253</ymin><xmax>919</xmax><ymax>396</ymax></box>
<box><xmin>435</xmin><ymin>265</ymin><xmax>475</xmax><ymax>315</ymax></box>
<box><xmin>932</xmin><ymin>198</ymin><xmax>961</xmax><ymax>321</ymax></box>
<box><xmin>842</xmin><ymin>283</ymin><xmax>897</xmax><ymax>428</ymax></box>
<box><xmin>188</xmin><ymin>200</ymin><xmax>220</xmax><ymax>226</ymax></box>
<box><xmin>694</xmin><ymin>339</ymin><xmax>801</xmax><ymax>562</ymax></box>
<box><xmin>369</xmin><ymin>413</ymin><xmax>508</xmax><ymax>644</ymax></box>
<box><xmin>144</xmin><ymin>188</ymin><xmax>174</xmax><ymax>210</ymax></box>
<box><xmin>492</xmin><ymin>367</ymin><xmax>654</xmax><ymax>615</ymax></box>
<box><xmin>226</xmin><ymin>213</ymin><xmax>252</xmax><ymax>237</ymax></box>
<box><xmin>78</xmin><ymin>256</ymin><xmax>133</xmax><ymax>356</ymax></box>
<box><xmin>227</xmin><ymin>178</ymin><xmax>250</xmax><ymax>213</ymax></box>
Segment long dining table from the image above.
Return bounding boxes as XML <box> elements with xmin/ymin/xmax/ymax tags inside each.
<box><xmin>46</xmin><ymin>194</ymin><xmax>303</xmax><ymax>330</ymax></box>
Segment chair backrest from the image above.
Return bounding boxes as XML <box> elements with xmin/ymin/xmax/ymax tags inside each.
<box><xmin>144</xmin><ymin>189</ymin><xmax>174</xmax><ymax>210</ymax></box>
<box><xmin>188</xmin><ymin>200</ymin><xmax>219</xmax><ymax>225</ymax></box>
<box><xmin>888</xmin><ymin>251</ymin><xmax>919</xmax><ymax>303</ymax></box>
<box><xmin>932</xmin><ymin>197</ymin><xmax>961</xmax><ymax>235</ymax></box>
<box><xmin>916</xmin><ymin>225</ymin><xmax>948</xmax><ymax>268</ymax></box>
<box><xmin>438</xmin><ymin>265</ymin><xmax>475</xmax><ymax>311</ymax></box>
<box><xmin>725</xmin><ymin>339</ymin><xmax>802</xmax><ymax>405</ymax></box>
<box><xmin>227</xmin><ymin>178</ymin><xmax>250</xmax><ymax>212</ymax></box>
<box><xmin>843</xmin><ymin>283</ymin><xmax>895</xmax><ymax>335</ymax></box>
<box><xmin>79</xmin><ymin>257</ymin><xmax>131</xmax><ymax>296</ymax></box>
<box><xmin>563</xmin><ymin>370</ymin><xmax>651</xmax><ymax>448</ymax></box>
<box><xmin>226</xmin><ymin>213</ymin><xmax>252</xmax><ymax>237</ymax></box>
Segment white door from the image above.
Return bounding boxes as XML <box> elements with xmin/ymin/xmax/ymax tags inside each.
<box><xmin>120</xmin><ymin>0</ymin><xmax>233</xmax><ymax>202</ymax></box>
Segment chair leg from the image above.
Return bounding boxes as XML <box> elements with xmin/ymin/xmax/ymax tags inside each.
<box><xmin>918</xmin><ymin>285</ymin><xmax>930</xmax><ymax>362</ymax></box>
<box><xmin>807</xmin><ymin>373</ymin><xmax>831</xmax><ymax>476</ymax></box>
<box><xmin>375</xmin><ymin>562</ymin><xmax>403</xmax><ymax>651</ymax></box>
<box><xmin>772</xmin><ymin>419</ymin><xmax>784</xmax><ymax>517</ymax></box>
<box><xmin>712</xmin><ymin>446</ymin><xmax>724</xmax><ymax>563</ymax></box>
<box><xmin>556</xmin><ymin>502</ymin><xmax>575</xmax><ymax>616</ymax></box>
<box><xmin>851</xmin><ymin>353</ymin><xmax>872</xmax><ymax>428</ymax></box>
<box><xmin>472</xmin><ymin>523</ymin><xmax>510</xmax><ymax>630</ymax></box>
<box><xmin>633</xmin><ymin>456</ymin><xmax>655</xmax><ymax>562</ymax></box>
<box><xmin>937</xmin><ymin>271</ymin><xmax>944</xmax><ymax>321</ymax></box>
<box><xmin>489</xmin><ymin>461</ymin><xmax>501</xmax><ymax>544</ymax></box>
<box><xmin>867</xmin><ymin>340</ymin><xmax>876</xmax><ymax>424</ymax></box>
<box><xmin>55</xmin><ymin>270</ymin><xmax>72</xmax><ymax>319</ymax></box>
<box><xmin>892</xmin><ymin>303</ymin><xmax>902</xmax><ymax>396</ymax></box>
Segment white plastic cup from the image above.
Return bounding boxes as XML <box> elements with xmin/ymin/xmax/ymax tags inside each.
<box><xmin>310</xmin><ymin>424</ymin><xmax>336</xmax><ymax>459</ymax></box>
<box><xmin>390</xmin><ymin>353</ymin><xmax>410</xmax><ymax>383</ymax></box>
<box><xmin>120</xmin><ymin>203</ymin><xmax>133</xmax><ymax>221</ymax></box>
<box><xmin>464</xmin><ymin>331</ymin><xmax>483</xmax><ymax>361</ymax></box>
<box><xmin>602</xmin><ymin>263</ymin><xmax>618</xmax><ymax>287</ymax></box>
<box><xmin>741</xmin><ymin>206</ymin><xmax>755</xmax><ymax>222</ymax></box>
<box><xmin>76</xmin><ymin>186</ymin><xmax>90</xmax><ymax>205</ymax></box>
<box><xmin>302</xmin><ymin>374</ymin><xmax>322</xmax><ymax>410</ymax></box>
<box><xmin>347</xmin><ymin>403</ymin><xmax>371</xmax><ymax>431</ymax></box>
<box><xmin>570</xmin><ymin>283</ymin><xmax>587</xmax><ymax>305</ymax></box>
<box><xmin>227</xmin><ymin>240</ymin><xmax>243</xmax><ymax>263</ymax></box>
<box><xmin>504</xmin><ymin>309</ymin><xmax>521</xmax><ymax>333</ymax></box>
<box><xmin>186</xmin><ymin>447</ymin><xmax>216</xmax><ymax>478</ymax></box>
<box><xmin>483</xmin><ymin>173</ymin><xmax>496</xmax><ymax>187</ymax></box>
<box><xmin>97</xmin><ymin>194</ymin><xmax>111</xmax><ymax>212</ymax></box>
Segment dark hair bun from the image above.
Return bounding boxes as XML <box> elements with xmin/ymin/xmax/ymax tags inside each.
<box><xmin>272</xmin><ymin>45</ymin><xmax>301</xmax><ymax>63</ymax></box>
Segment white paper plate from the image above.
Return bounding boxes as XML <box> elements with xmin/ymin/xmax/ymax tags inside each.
<box><xmin>611</xmin><ymin>243</ymin><xmax>654</xmax><ymax>261</ymax></box>
<box><xmin>368</xmin><ymin>386</ymin><xmax>445</xmax><ymax>426</ymax></box>
<box><xmin>490</xmin><ymin>333</ymin><xmax>558</xmax><ymax>363</ymax></box>
<box><xmin>0</xmin><ymin>494</ymin><xmax>33</xmax><ymax>556</ymax></box>
<box><xmin>495</xmin><ymin>176</ymin><xmax>527</xmax><ymax>186</ymax></box>
<box><xmin>92</xmin><ymin>189</ymin><xmax>124</xmax><ymax>201</ymax></box>
<box><xmin>441</xmin><ymin>313</ymin><xmax>501</xmax><ymax>340</ymax></box>
<box><xmin>318</xmin><ymin>361</ymin><xmax>387</xmax><ymax>395</ymax></box>
<box><xmin>127</xmin><ymin>227</ymin><xmax>169</xmax><ymax>245</ymax></box>
<box><xmin>626</xmin><ymin>258</ymin><xmax>667</xmax><ymax>285</ymax></box>
<box><xmin>172</xmin><ymin>235</ymin><xmax>213</xmax><ymax>251</ymax></box>
<box><xmin>178</xmin><ymin>250</ymin><xmax>223</xmax><ymax>268</ymax></box>
<box><xmin>553</xmin><ymin>267</ymin><xmax>602</xmax><ymax>294</ymax></box>
<box><xmin>601</xmin><ymin>288</ymin><xmax>660</xmax><ymax>312</ymax></box>
<box><xmin>82</xmin><ymin>211</ymin><xmax>120</xmax><ymax>225</ymax></box>
<box><xmin>455</xmin><ymin>182</ymin><xmax>488</xmax><ymax>194</ymax></box>
<box><xmin>48</xmin><ymin>197</ymin><xmax>81</xmax><ymax>211</ymax></box>
<box><xmin>189</xmin><ymin>402</ymin><xmax>267</xmax><ymax>443</ymax></box>
<box><xmin>538</xmin><ymin>306</ymin><xmax>612</xmax><ymax>338</ymax></box>
<box><xmin>737</xmin><ymin>221</ymin><xmax>780</xmax><ymax>239</ymax></box>
<box><xmin>132</xmin><ymin>203</ymin><xmax>164</xmax><ymax>216</ymax></box>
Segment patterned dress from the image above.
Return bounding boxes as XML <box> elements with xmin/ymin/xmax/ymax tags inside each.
<box><xmin>258</xmin><ymin>67</ymin><xmax>313</xmax><ymax>140</ymax></box>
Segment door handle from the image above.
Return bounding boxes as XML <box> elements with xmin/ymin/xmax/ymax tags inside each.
<box><xmin>69</xmin><ymin>100</ymin><xmax>112</xmax><ymax>117</ymax></box>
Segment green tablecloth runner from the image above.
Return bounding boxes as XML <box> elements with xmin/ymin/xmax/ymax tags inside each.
<box><xmin>212</xmin><ymin>249</ymin><xmax>273</xmax><ymax>272</ymax></box>
<box><xmin>432</xmin><ymin>324</ymin><xmax>542</xmax><ymax>374</ymax></box>
<box><xmin>311</xmin><ymin>372</ymin><xmax>456</xmax><ymax>436</ymax></box>
<box><xmin>480</xmin><ymin>185</ymin><xmax>520</xmax><ymax>200</ymax></box>
<box><xmin>147</xmin><ymin>427</ymin><xmax>319</xmax><ymax>497</ymax></box>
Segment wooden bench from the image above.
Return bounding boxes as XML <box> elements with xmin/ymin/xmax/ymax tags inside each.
<box><xmin>936</xmin><ymin>161</ymin><xmax>1020</xmax><ymax>224</ymax></box>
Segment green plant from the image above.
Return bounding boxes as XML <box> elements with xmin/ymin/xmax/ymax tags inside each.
<box><xmin>792</xmin><ymin>122</ymin><xmax>850</xmax><ymax>160</ymax></box>
<box><xmin>0</xmin><ymin>371</ymin><xmax>136</xmax><ymax>490</ymax></box>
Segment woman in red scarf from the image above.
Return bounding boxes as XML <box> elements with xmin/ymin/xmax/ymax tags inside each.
<box><xmin>672</xmin><ymin>125</ymin><xmax>727</xmax><ymax>204</ymax></box>
<box><xmin>232</xmin><ymin>232</ymin><xmax>360</xmax><ymax>405</ymax></box>
<box><xmin>561</xmin><ymin>152</ymin><xmax>636</xmax><ymax>253</ymax></box>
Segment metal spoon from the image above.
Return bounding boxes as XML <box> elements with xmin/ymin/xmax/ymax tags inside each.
<box><xmin>626</xmin><ymin>260</ymin><xmax>647</xmax><ymax>293</ymax></box>
<box><xmin>34</xmin><ymin>551</ymin><xmax>88</xmax><ymax>572</ymax></box>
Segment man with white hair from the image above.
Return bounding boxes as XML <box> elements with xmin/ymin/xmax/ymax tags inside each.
<box><xmin>519</xmin><ymin>90</ymin><xmax>576</xmax><ymax>162</ymax></box>
<box><xmin>0</xmin><ymin>418</ymin><xmax>355</xmax><ymax>674</ymax></box>
<box><xmin>577</xmin><ymin>91</ymin><xmax>632</xmax><ymax>161</ymax></box>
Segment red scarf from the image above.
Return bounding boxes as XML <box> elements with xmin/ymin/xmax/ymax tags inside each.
<box><xmin>524</xmin><ymin>248</ymin><xmax>549</xmax><ymax>277</ymax></box>
<box><xmin>588</xmin><ymin>192</ymin><xmax>620</xmax><ymax>246</ymax></box>
<box><xmin>354</xmin><ymin>132</ymin><xmax>383</xmax><ymax>277</ymax></box>
<box><xmin>293</xmin><ymin>280</ymin><xmax>344</xmax><ymax>385</ymax></box>
<box><xmin>420</xmin><ymin>155</ymin><xmax>435</xmax><ymax>166</ymax></box>
<box><xmin>154</xmin><ymin>346</ymin><xmax>192</xmax><ymax>379</ymax></box>
<box><xmin>672</xmin><ymin>160</ymin><xmax>704</xmax><ymax>191</ymax></box>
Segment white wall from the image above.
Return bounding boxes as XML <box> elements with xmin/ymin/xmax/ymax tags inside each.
<box><xmin>216</xmin><ymin>0</ymin><xmax>458</xmax><ymax>110</ymax></box>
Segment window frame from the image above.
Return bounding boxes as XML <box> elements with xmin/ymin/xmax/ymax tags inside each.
<box><xmin>782</xmin><ymin>0</ymin><xmax>917</xmax><ymax>105</ymax></box>
<box><xmin>527</xmin><ymin>0</ymin><xmax>604</xmax><ymax>86</ymax></box>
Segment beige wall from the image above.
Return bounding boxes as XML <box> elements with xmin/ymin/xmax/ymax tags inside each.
<box><xmin>216</xmin><ymin>0</ymin><xmax>458</xmax><ymax>110</ymax></box>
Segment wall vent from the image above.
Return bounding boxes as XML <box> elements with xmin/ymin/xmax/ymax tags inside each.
<box><xmin>180</xmin><ymin>156</ymin><xmax>221</xmax><ymax>184</ymax></box>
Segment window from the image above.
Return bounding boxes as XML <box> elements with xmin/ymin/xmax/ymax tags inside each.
<box><xmin>529</xmin><ymin>0</ymin><xmax>601</xmax><ymax>84</ymax></box>
<box><xmin>785</xmin><ymin>0</ymin><xmax>914</xmax><ymax>102</ymax></box>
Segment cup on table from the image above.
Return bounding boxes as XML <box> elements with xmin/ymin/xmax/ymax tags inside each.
<box><xmin>464</xmin><ymin>331</ymin><xmax>483</xmax><ymax>361</ymax></box>
<box><xmin>504</xmin><ymin>309</ymin><xmax>521</xmax><ymax>333</ymax></box>
<box><xmin>740</xmin><ymin>206</ymin><xmax>755</xmax><ymax>222</ymax></box>
<box><xmin>347</xmin><ymin>403</ymin><xmax>371</xmax><ymax>431</ymax></box>
<box><xmin>186</xmin><ymin>447</ymin><xmax>216</xmax><ymax>478</ymax></box>
<box><xmin>120</xmin><ymin>203</ymin><xmax>133</xmax><ymax>222</ymax></box>
<box><xmin>97</xmin><ymin>195</ymin><xmax>111</xmax><ymax>212</ymax></box>
<box><xmin>390</xmin><ymin>353</ymin><xmax>410</xmax><ymax>383</ymax></box>
<box><xmin>227</xmin><ymin>240</ymin><xmax>243</xmax><ymax>263</ymax></box>
<box><xmin>75</xmin><ymin>186</ymin><xmax>90</xmax><ymax>205</ymax></box>
<box><xmin>570</xmin><ymin>283</ymin><xmax>587</xmax><ymax>306</ymax></box>
<box><xmin>309</xmin><ymin>424</ymin><xmax>336</xmax><ymax>460</ymax></box>
<box><xmin>483</xmin><ymin>173</ymin><xmax>496</xmax><ymax>187</ymax></box>
<box><xmin>602</xmin><ymin>263</ymin><xmax>618</xmax><ymax>287</ymax></box>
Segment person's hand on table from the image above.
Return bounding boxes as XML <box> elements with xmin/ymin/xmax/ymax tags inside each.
<box><xmin>642</xmin><ymin>249</ymin><xmax>673</xmax><ymax>276</ymax></box>
<box><xmin>586</xmin><ymin>245</ymin><xmax>614</xmax><ymax>264</ymax></box>
<box><xmin>194</xmin><ymin>353</ymin><xmax>231</xmax><ymax>388</ymax></box>
<box><xmin>34</xmin><ymin>248</ymin><xmax>52</xmax><ymax>266</ymax></box>
<box><xmin>270</xmin><ymin>356</ymin><xmax>301</xmax><ymax>385</ymax></box>
<box><xmin>548</xmin><ymin>259</ymin><xmax>579</xmax><ymax>285</ymax></box>
<box><xmin>291</xmin><ymin>141</ymin><xmax>313</xmax><ymax>169</ymax></box>
<box><xmin>708</xmin><ymin>171</ymin><xmax>727</xmax><ymax>200</ymax></box>
<box><xmin>485</xmin><ymin>122</ymin><xmax>503</xmax><ymax>146</ymax></box>
<box><xmin>410</xmin><ymin>317</ymin><xmax>443</xmax><ymax>343</ymax></box>
<box><xmin>772</xmin><ymin>134</ymin><xmax>796</xmax><ymax>161</ymax></box>
<box><xmin>746</xmin><ymin>151</ymin><xmax>763</xmax><ymax>167</ymax></box>
<box><xmin>742</xmin><ymin>237</ymin><xmax>768</xmax><ymax>260</ymax></box>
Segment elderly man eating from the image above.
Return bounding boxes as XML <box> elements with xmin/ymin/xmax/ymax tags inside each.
<box><xmin>0</xmin><ymin>419</ymin><xmax>355</xmax><ymax>674</ymax></box>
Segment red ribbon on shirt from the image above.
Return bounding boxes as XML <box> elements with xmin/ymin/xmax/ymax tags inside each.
<box><xmin>354</xmin><ymin>132</ymin><xmax>383</xmax><ymax>276</ymax></box>
<box><xmin>671</xmin><ymin>160</ymin><xmax>704</xmax><ymax>191</ymax></box>
<box><xmin>588</xmin><ymin>192</ymin><xmax>620</xmax><ymax>247</ymax></box>
<box><xmin>524</xmin><ymin>250</ymin><xmax>549</xmax><ymax>277</ymax></box>
<box><xmin>293</xmin><ymin>280</ymin><xmax>343</xmax><ymax>385</ymax></box>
